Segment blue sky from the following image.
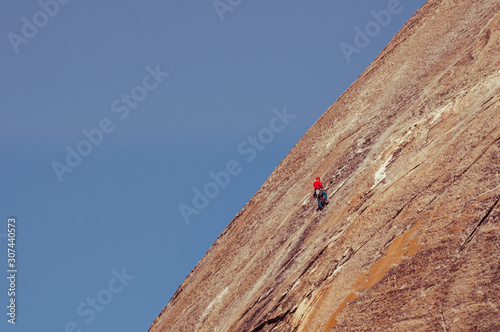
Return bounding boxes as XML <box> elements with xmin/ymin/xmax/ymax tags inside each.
<box><xmin>1</xmin><ymin>1</ymin><xmax>426</xmax><ymax>331</ymax></box>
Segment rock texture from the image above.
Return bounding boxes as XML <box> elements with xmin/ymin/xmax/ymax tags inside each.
<box><xmin>150</xmin><ymin>0</ymin><xmax>500</xmax><ymax>331</ymax></box>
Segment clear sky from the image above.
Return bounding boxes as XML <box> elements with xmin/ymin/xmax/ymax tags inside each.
<box><xmin>1</xmin><ymin>1</ymin><xmax>426</xmax><ymax>331</ymax></box>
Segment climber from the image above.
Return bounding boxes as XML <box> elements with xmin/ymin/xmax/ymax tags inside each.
<box><xmin>313</xmin><ymin>176</ymin><xmax>328</xmax><ymax>210</ymax></box>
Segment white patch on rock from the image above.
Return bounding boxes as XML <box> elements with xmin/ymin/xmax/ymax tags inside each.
<box><xmin>300</xmin><ymin>194</ymin><xmax>310</xmax><ymax>206</ymax></box>
<box><xmin>325</xmin><ymin>134</ymin><xmax>338</xmax><ymax>150</ymax></box>
<box><xmin>290</xmin><ymin>279</ymin><xmax>301</xmax><ymax>292</ymax></box>
<box><xmin>356</xmin><ymin>138</ymin><xmax>366</xmax><ymax>153</ymax></box>
<box><xmin>332</xmin><ymin>264</ymin><xmax>343</xmax><ymax>276</ymax></box>
<box><xmin>199</xmin><ymin>287</ymin><xmax>229</xmax><ymax>324</ymax></box>
<box><xmin>429</xmin><ymin>102</ymin><xmax>452</xmax><ymax>126</ymax></box>
<box><xmin>372</xmin><ymin>156</ymin><xmax>392</xmax><ymax>189</ymax></box>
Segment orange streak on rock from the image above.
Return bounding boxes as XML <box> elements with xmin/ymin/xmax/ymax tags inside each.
<box><xmin>322</xmin><ymin>292</ymin><xmax>358</xmax><ymax>332</ymax></box>
<box><xmin>323</xmin><ymin>221</ymin><xmax>421</xmax><ymax>330</ymax></box>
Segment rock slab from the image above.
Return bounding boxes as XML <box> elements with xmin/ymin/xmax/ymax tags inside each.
<box><xmin>150</xmin><ymin>0</ymin><xmax>500</xmax><ymax>330</ymax></box>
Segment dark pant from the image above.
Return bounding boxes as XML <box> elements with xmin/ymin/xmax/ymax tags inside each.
<box><xmin>317</xmin><ymin>191</ymin><xmax>327</xmax><ymax>207</ymax></box>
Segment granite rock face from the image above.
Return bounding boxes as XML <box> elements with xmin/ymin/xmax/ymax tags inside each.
<box><xmin>150</xmin><ymin>0</ymin><xmax>500</xmax><ymax>331</ymax></box>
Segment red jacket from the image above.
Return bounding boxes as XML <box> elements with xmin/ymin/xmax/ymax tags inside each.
<box><xmin>313</xmin><ymin>180</ymin><xmax>323</xmax><ymax>190</ymax></box>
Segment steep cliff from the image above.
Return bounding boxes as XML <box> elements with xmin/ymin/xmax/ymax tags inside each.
<box><xmin>150</xmin><ymin>0</ymin><xmax>500</xmax><ymax>330</ymax></box>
